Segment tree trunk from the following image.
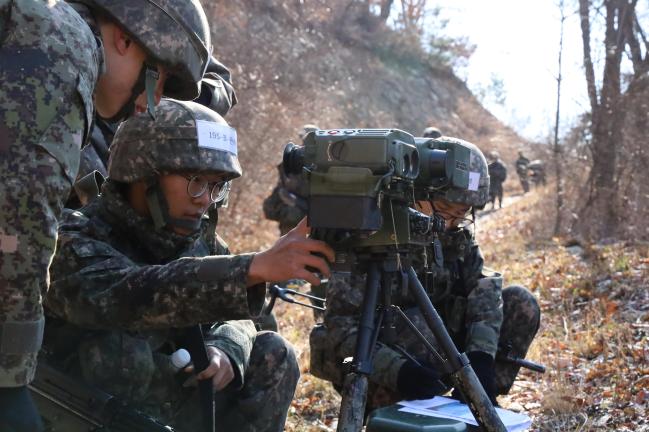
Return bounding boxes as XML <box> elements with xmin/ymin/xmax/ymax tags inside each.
<box><xmin>380</xmin><ymin>0</ymin><xmax>394</xmax><ymax>21</ymax></box>
<box><xmin>553</xmin><ymin>1</ymin><xmax>565</xmax><ymax>236</ymax></box>
<box><xmin>577</xmin><ymin>0</ymin><xmax>632</xmax><ymax>238</ymax></box>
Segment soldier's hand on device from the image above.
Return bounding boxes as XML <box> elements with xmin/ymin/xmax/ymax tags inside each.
<box><xmin>183</xmin><ymin>346</ymin><xmax>235</xmax><ymax>391</ymax></box>
<box><xmin>248</xmin><ymin>218</ymin><xmax>334</xmax><ymax>286</ymax></box>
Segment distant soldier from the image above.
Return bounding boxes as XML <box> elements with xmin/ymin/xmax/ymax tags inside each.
<box><xmin>488</xmin><ymin>151</ymin><xmax>508</xmax><ymax>209</ymax></box>
<box><xmin>515</xmin><ymin>151</ymin><xmax>530</xmax><ymax>193</ymax></box>
<box><xmin>528</xmin><ymin>159</ymin><xmax>546</xmax><ymax>187</ymax></box>
<box><xmin>263</xmin><ymin>124</ymin><xmax>318</xmax><ymax>236</ymax></box>
<box><xmin>422</xmin><ymin>126</ymin><xmax>443</xmax><ymax>139</ymax></box>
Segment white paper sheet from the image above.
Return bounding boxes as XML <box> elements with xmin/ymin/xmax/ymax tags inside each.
<box><xmin>398</xmin><ymin>396</ymin><xmax>531</xmax><ymax>432</ymax></box>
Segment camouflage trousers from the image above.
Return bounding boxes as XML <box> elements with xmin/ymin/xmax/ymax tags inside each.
<box><xmin>517</xmin><ymin>174</ymin><xmax>530</xmax><ymax>193</ymax></box>
<box><xmin>313</xmin><ymin>285</ymin><xmax>540</xmax><ymax>409</ymax></box>
<box><xmin>376</xmin><ymin>284</ymin><xmax>539</xmax><ymax>406</ymax></box>
<box><xmin>173</xmin><ymin>331</ymin><xmax>300</xmax><ymax>432</ymax></box>
<box><xmin>489</xmin><ymin>182</ymin><xmax>504</xmax><ymax>208</ymax></box>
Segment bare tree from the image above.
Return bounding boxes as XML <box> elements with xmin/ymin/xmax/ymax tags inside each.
<box><xmin>577</xmin><ymin>0</ymin><xmax>647</xmax><ymax>238</ymax></box>
<box><xmin>553</xmin><ymin>1</ymin><xmax>567</xmax><ymax>236</ymax></box>
<box><xmin>397</xmin><ymin>0</ymin><xmax>426</xmax><ymax>31</ymax></box>
<box><xmin>379</xmin><ymin>0</ymin><xmax>394</xmax><ymax>21</ymax></box>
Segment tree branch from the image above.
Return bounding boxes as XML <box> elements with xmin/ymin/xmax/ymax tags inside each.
<box><xmin>579</xmin><ymin>0</ymin><xmax>599</xmax><ymax>111</ymax></box>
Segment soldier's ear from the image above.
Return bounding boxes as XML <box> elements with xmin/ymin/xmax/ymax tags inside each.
<box><xmin>112</xmin><ymin>24</ymin><xmax>132</xmax><ymax>56</ymax></box>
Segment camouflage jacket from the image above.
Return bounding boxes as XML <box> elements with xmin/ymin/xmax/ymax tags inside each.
<box><xmin>1</xmin><ymin>0</ymin><xmax>100</xmax><ymax>386</ymax></box>
<box><xmin>488</xmin><ymin>159</ymin><xmax>507</xmax><ymax>183</ymax></box>
<box><xmin>44</xmin><ymin>181</ymin><xmax>264</xmax><ymax>413</ymax></box>
<box><xmin>46</xmin><ymin>181</ymin><xmax>266</xmax><ymax>330</ymax></box>
<box><xmin>315</xmin><ymin>228</ymin><xmax>503</xmax><ymax>390</ymax></box>
<box><xmin>515</xmin><ymin>156</ymin><xmax>529</xmax><ymax>175</ymax></box>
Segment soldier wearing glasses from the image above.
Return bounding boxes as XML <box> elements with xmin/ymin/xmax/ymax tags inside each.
<box><xmin>43</xmin><ymin>99</ymin><xmax>333</xmax><ymax>432</ymax></box>
<box><xmin>310</xmin><ymin>138</ymin><xmax>540</xmax><ymax>412</ymax></box>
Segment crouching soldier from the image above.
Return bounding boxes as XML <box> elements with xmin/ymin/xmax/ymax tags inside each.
<box><xmin>44</xmin><ymin>99</ymin><xmax>334</xmax><ymax>431</ymax></box>
<box><xmin>310</xmin><ymin>138</ymin><xmax>540</xmax><ymax>413</ymax></box>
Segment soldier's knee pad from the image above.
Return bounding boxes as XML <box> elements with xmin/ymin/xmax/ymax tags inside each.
<box><xmin>502</xmin><ymin>285</ymin><xmax>540</xmax><ymax>334</ymax></box>
<box><xmin>496</xmin><ymin>286</ymin><xmax>541</xmax><ymax>395</ymax></box>
<box><xmin>254</xmin><ymin>331</ymin><xmax>299</xmax><ymax>377</ymax></box>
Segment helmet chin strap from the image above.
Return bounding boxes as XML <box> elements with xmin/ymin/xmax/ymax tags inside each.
<box><xmin>98</xmin><ymin>63</ymin><xmax>159</xmax><ymax>123</ymax></box>
<box><xmin>145</xmin><ymin>179</ymin><xmax>202</xmax><ymax>233</ymax></box>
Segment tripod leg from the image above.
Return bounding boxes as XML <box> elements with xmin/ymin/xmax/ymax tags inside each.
<box><xmin>406</xmin><ymin>267</ymin><xmax>506</xmax><ymax>432</ymax></box>
<box><xmin>337</xmin><ymin>262</ymin><xmax>382</xmax><ymax>432</ymax></box>
<box><xmin>337</xmin><ymin>373</ymin><xmax>369</xmax><ymax>432</ymax></box>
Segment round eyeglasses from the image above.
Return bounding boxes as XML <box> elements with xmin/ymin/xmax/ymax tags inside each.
<box><xmin>182</xmin><ymin>175</ymin><xmax>228</xmax><ymax>203</ymax></box>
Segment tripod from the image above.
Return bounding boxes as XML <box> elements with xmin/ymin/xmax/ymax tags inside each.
<box><xmin>335</xmin><ymin>252</ymin><xmax>506</xmax><ymax>432</ymax></box>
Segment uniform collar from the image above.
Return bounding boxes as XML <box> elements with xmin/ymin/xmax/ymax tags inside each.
<box><xmin>95</xmin><ymin>181</ymin><xmax>204</xmax><ymax>263</ymax></box>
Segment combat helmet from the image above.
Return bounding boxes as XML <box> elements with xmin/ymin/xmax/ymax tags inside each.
<box><xmin>431</xmin><ymin>137</ymin><xmax>490</xmax><ymax>210</ymax></box>
<box><xmin>299</xmin><ymin>124</ymin><xmax>320</xmax><ymax>140</ymax></box>
<box><xmin>78</xmin><ymin>0</ymin><xmax>212</xmax><ymax>118</ymax></box>
<box><xmin>422</xmin><ymin>126</ymin><xmax>442</xmax><ymax>139</ymax></box>
<box><xmin>109</xmin><ymin>98</ymin><xmax>241</xmax><ymax>230</ymax></box>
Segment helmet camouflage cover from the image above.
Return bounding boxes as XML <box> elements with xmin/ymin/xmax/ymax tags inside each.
<box><xmin>108</xmin><ymin>99</ymin><xmax>242</xmax><ymax>183</ymax></box>
<box><xmin>422</xmin><ymin>126</ymin><xmax>442</xmax><ymax>139</ymax></box>
<box><xmin>433</xmin><ymin>137</ymin><xmax>490</xmax><ymax>209</ymax></box>
<box><xmin>299</xmin><ymin>124</ymin><xmax>320</xmax><ymax>140</ymax></box>
<box><xmin>77</xmin><ymin>0</ymin><xmax>212</xmax><ymax>100</ymax></box>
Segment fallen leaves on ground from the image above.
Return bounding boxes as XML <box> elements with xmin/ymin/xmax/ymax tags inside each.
<box><xmin>277</xmin><ymin>187</ymin><xmax>648</xmax><ymax>431</ymax></box>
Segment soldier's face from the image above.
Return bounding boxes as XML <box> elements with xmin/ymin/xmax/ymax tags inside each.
<box><xmin>95</xmin><ymin>22</ymin><xmax>167</xmax><ymax>118</ymax></box>
<box><xmin>158</xmin><ymin>172</ymin><xmax>229</xmax><ymax>236</ymax></box>
<box><xmin>431</xmin><ymin>199</ymin><xmax>471</xmax><ymax>229</ymax></box>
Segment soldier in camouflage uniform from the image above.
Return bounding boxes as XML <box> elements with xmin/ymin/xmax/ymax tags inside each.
<box><xmin>263</xmin><ymin>124</ymin><xmax>318</xmax><ymax>236</ymax></box>
<box><xmin>528</xmin><ymin>159</ymin><xmax>546</xmax><ymax>187</ymax></box>
<box><xmin>488</xmin><ymin>151</ymin><xmax>508</xmax><ymax>209</ymax></box>
<box><xmin>310</xmin><ymin>138</ymin><xmax>540</xmax><ymax>411</ymax></box>
<box><xmin>68</xmin><ymin>55</ymin><xmax>238</xmax><ymax>209</ymax></box>
<box><xmin>515</xmin><ymin>151</ymin><xmax>530</xmax><ymax>194</ymax></box>
<box><xmin>0</xmin><ymin>1</ymin><xmax>212</xmax><ymax>429</ymax></box>
<box><xmin>45</xmin><ymin>100</ymin><xmax>333</xmax><ymax>431</ymax></box>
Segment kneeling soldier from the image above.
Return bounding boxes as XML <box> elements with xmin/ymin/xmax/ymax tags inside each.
<box><xmin>310</xmin><ymin>138</ymin><xmax>540</xmax><ymax>413</ymax></box>
<box><xmin>45</xmin><ymin>99</ymin><xmax>333</xmax><ymax>431</ymax></box>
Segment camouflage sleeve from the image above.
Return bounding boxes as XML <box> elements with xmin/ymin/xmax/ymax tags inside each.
<box><xmin>194</xmin><ymin>55</ymin><xmax>237</xmax><ymax>116</ymax></box>
<box><xmin>319</xmin><ymin>272</ymin><xmax>406</xmax><ymax>390</ymax></box>
<box><xmin>1</xmin><ymin>0</ymin><xmax>97</xmax><ymax>387</ymax></box>
<box><xmin>204</xmin><ymin>320</ymin><xmax>257</xmax><ymax>390</ymax></box>
<box><xmin>46</xmin><ymin>230</ymin><xmax>261</xmax><ymax>332</ymax></box>
<box><xmin>462</xmin><ymin>243</ymin><xmax>504</xmax><ymax>358</ymax></box>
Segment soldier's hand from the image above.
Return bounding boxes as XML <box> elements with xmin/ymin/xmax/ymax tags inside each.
<box><xmin>248</xmin><ymin>218</ymin><xmax>334</xmax><ymax>287</ymax></box>
<box><xmin>397</xmin><ymin>359</ymin><xmax>447</xmax><ymax>400</ymax></box>
<box><xmin>183</xmin><ymin>346</ymin><xmax>235</xmax><ymax>391</ymax></box>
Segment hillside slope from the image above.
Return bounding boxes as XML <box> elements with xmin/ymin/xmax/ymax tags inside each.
<box><xmin>203</xmin><ymin>2</ymin><xmax>529</xmax><ymax>250</ymax></box>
